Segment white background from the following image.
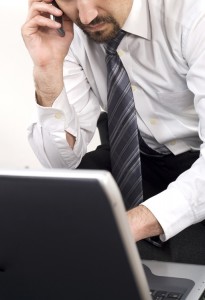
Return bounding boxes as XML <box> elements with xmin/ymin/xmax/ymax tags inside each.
<box><xmin>0</xmin><ymin>0</ymin><xmax>100</xmax><ymax>169</ymax></box>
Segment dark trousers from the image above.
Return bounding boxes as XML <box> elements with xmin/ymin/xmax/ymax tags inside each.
<box><xmin>78</xmin><ymin>125</ymin><xmax>205</xmax><ymax>264</ymax></box>
<box><xmin>78</xmin><ymin>141</ymin><xmax>200</xmax><ymax>202</ymax></box>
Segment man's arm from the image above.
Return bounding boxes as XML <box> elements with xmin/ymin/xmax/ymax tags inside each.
<box><xmin>22</xmin><ymin>0</ymin><xmax>76</xmax><ymax>148</ymax></box>
<box><xmin>127</xmin><ymin>205</ymin><xmax>163</xmax><ymax>242</ymax></box>
<box><xmin>22</xmin><ymin>0</ymin><xmax>74</xmax><ymax>97</ymax></box>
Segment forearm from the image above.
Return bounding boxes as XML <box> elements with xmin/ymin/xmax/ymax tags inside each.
<box><xmin>127</xmin><ymin>205</ymin><xmax>163</xmax><ymax>242</ymax></box>
<box><xmin>34</xmin><ymin>65</ymin><xmax>64</xmax><ymax>107</ymax></box>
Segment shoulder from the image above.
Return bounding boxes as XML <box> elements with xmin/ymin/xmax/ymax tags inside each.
<box><xmin>148</xmin><ymin>0</ymin><xmax>205</xmax><ymax>29</ymax></box>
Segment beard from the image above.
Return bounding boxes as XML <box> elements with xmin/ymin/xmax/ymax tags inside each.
<box><xmin>75</xmin><ymin>15</ymin><xmax>121</xmax><ymax>43</ymax></box>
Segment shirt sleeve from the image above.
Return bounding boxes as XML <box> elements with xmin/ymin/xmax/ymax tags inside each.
<box><xmin>143</xmin><ymin>14</ymin><xmax>205</xmax><ymax>241</ymax></box>
<box><xmin>28</xmin><ymin>49</ymin><xmax>101</xmax><ymax>169</ymax></box>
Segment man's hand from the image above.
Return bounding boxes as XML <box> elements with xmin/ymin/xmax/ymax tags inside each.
<box><xmin>127</xmin><ymin>205</ymin><xmax>163</xmax><ymax>242</ymax></box>
<box><xmin>22</xmin><ymin>0</ymin><xmax>73</xmax><ymax>67</ymax></box>
<box><xmin>21</xmin><ymin>0</ymin><xmax>74</xmax><ymax>106</ymax></box>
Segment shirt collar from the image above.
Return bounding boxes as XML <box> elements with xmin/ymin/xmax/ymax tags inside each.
<box><xmin>122</xmin><ymin>0</ymin><xmax>151</xmax><ymax>40</ymax></box>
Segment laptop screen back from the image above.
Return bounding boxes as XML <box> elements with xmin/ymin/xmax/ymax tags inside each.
<box><xmin>0</xmin><ymin>169</ymin><xmax>150</xmax><ymax>300</ymax></box>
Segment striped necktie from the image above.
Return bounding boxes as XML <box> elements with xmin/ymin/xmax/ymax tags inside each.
<box><xmin>105</xmin><ymin>30</ymin><xmax>143</xmax><ymax>209</ymax></box>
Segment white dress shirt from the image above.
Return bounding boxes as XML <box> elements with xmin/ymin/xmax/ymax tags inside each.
<box><xmin>28</xmin><ymin>0</ymin><xmax>205</xmax><ymax>240</ymax></box>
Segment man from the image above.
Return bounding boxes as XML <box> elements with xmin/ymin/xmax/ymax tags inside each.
<box><xmin>22</xmin><ymin>0</ymin><xmax>205</xmax><ymax>263</ymax></box>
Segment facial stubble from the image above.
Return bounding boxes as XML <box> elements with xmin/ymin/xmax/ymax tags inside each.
<box><xmin>75</xmin><ymin>15</ymin><xmax>121</xmax><ymax>43</ymax></box>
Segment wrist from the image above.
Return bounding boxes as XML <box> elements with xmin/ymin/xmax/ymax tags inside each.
<box><xmin>33</xmin><ymin>65</ymin><xmax>64</xmax><ymax>107</ymax></box>
<box><xmin>127</xmin><ymin>205</ymin><xmax>163</xmax><ymax>242</ymax></box>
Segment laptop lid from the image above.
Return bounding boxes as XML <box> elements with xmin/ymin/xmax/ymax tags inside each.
<box><xmin>0</xmin><ymin>169</ymin><xmax>151</xmax><ymax>300</ymax></box>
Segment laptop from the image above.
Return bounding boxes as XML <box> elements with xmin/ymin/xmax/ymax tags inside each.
<box><xmin>0</xmin><ymin>169</ymin><xmax>204</xmax><ymax>300</ymax></box>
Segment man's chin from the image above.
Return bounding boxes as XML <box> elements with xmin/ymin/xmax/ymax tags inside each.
<box><xmin>85</xmin><ymin>31</ymin><xmax>111</xmax><ymax>43</ymax></box>
<box><xmin>75</xmin><ymin>15</ymin><xmax>121</xmax><ymax>43</ymax></box>
<box><xmin>83</xmin><ymin>28</ymin><xmax>120</xmax><ymax>43</ymax></box>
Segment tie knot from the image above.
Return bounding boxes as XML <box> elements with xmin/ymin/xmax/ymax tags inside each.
<box><xmin>105</xmin><ymin>30</ymin><xmax>126</xmax><ymax>55</ymax></box>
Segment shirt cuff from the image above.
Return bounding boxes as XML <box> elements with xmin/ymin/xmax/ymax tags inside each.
<box><xmin>142</xmin><ymin>187</ymin><xmax>194</xmax><ymax>241</ymax></box>
<box><xmin>34</xmin><ymin>88</ymin><xmax>84</xmax><ymax>161</ymax></box>
<box><xmin>36</xmin><ymin>88</ymin><xmax>78</xmax><ymax>137</ymax></box>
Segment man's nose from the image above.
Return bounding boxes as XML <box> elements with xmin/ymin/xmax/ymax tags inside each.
<box><xmin>77</xmin><ymin>0</ymin><xmax>98</xmax><ymax>24</ymax></box>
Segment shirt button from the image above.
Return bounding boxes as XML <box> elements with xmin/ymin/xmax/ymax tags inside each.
<box><xmin>54</xmin><ymin>112</ymin><xmax>62</xmax><ymax>120</ymax></box>
<box><xmin>169</xmin><ymin>140</ymin><xmax>176</xmax><ymax>146</ymax></box>
<box><xmin>117</xmin><ymin>49</ymin><xmax>125</xmax><ymax>57</ymax></box>
<box><xmin>150</xmin><ymin>118</ymin><xmax>157</xmax><ymax>125</ymax></box>
<box><xmin>131</xmin><ymin>85</ymin><xmax>137</xmax><ymax>92</ymax></box>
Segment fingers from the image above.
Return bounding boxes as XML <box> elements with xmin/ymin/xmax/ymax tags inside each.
<box><xmin>22</xmin><ymin>0</ymin><xmax>74</xmax><ymax>41</ymax></box>
<box><xmin>25</xmin><ymin>15</ymin><xmax>62</xmax><ymax>34</ymax></box>
<box><xmin>28</xmin><ymin>0</ymin><xmax>52</xmax><ymax>9</ymax></box>
<box><xmin>27</xmin><ymin>1</ymin><xmax>63</xmax><ymax>22</ymax></box>
<box><xmin>23</xmin><ymin>0</ymin><xmax>63</xmax><ymax>36</ymax></box>
<box><xmin>22</xmin><ymin>1</ymin><xmax>64</xmax><ymax>39</ymax></box>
